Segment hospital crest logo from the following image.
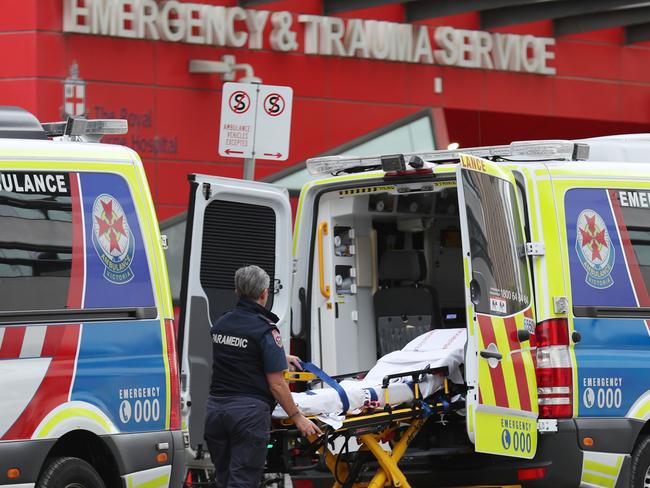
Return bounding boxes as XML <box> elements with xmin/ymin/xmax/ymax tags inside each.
<box><xmin>92</xmin><ymin>194</ymin><xmax>135</xmax><ymax>284</ymax></box>
<box><xmin>575</xmin><ymin>209</ymin><xmax>614</xmax><ymax>289</ymax></box>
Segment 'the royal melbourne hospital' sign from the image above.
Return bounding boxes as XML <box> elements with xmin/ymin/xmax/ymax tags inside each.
<box><xmin>64</xmin><ymin>0</ymin><xmax>557</xmax><ymax>75</ymax></box>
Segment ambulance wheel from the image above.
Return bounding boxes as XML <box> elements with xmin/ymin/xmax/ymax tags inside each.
<box><xmin>631</xmin><ymin>435</ymin><xmax>650</xmax><ymax>488</ymax></box>
<box><xmin>37</xmin><ymin>457</ymin><xmax>106</xmax><ymax>488</ymax></box>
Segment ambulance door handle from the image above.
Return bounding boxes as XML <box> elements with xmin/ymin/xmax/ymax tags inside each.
<box><xmin>517</xmin><ymin>329</ymin><xmax>530</xmax><ymax>343</ymax></box>
<box><xmin>317</xmin><ymin>221</ymin><xmax>331</xmax><ymax>299</ymax></box>
<box><xmin>480</xmin><ymin>350</ymin><xmax>502</xmax><ymax>360</ymax></box>
<box><xmin>480</xmin><ymin>343</ymin><xmax>502</xmax><ymax>368</ymax></box>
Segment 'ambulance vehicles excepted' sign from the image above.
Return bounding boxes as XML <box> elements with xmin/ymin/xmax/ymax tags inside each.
<box><xmin>218</xmin><ymin>82</ymin><xmax>293</xmax><ymax>161</ymax></box>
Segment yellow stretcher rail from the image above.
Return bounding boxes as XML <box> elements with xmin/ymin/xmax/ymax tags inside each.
<box><xmin>277</xmin><ymin>366</ymin><xmax>455</xmax><ymax>488</ymax></box>
<box><xmin>284</xmin><ymin>371</ymin><xmax>318</xmax><ymax>382</ymax></box>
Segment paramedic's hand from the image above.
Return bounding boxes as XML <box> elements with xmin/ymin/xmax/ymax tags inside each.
<box><xmin>267</xmin><ymin>370</ymin><xmax>320</xmax><ymax>437</ymax></box>
<box><xmin>294</xmin><ymin>414</ymin><xmax>322</xmax><ymax>437</ymax></box>
<box><xmin>286</xmin><ymin>355</ymin><xmax>302</xmax><ymax>372</ymax></box>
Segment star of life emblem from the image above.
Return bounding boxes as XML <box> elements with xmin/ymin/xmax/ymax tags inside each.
<box><xmin>92</xmin><ymin>194</ymin><xmax>135</xmax><ymax>284</ymax></box>
<box><xmin>575</xmin><ymin>209</ymin><xmax>614</xmax><ymax>289</ymax></box>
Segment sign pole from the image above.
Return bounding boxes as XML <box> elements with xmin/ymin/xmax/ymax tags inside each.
<box><xmin>219</xmin><ymin>82</ymin><xmax>293</xmax><ymax>178</ymax></box>
<box><xmin>242</xmin><ymin>82</ymin><xmax>260</xmax><ymax>180</ymax></box>
<box><xmin>243</xmin><ymin>157</ymin><xmax>256</xmax><ymax>180</ymax></box>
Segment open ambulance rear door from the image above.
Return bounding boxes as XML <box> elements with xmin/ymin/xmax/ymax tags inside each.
<box><xmin>457</xmin><ymin>155</ymin><xmax>539</xmax><ymax>459</ymax></box>
<box><xmin>178</xmin><ymin>174</ymin><xmax>293</xmax><ymax>456</ymax></box>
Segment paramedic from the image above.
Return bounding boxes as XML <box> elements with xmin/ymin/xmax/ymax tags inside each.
<box><xmin>204</xmin><ymin>265</ymin><xmax>321</xmax><ymax>488</ymax></box>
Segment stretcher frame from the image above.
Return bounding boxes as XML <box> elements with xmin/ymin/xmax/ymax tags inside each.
<box><xmin>278</xmin><ymin>365</ymin><xmax>457</xmax><ymax>488</ymax></box>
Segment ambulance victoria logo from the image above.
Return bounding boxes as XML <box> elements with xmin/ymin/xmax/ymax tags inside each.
<box><xmin>575</xmin><ymin>209</ymin><xmax>614</xmax><ymax>289</ymax></box>
<box><xmin>92</xmin><ymin>194</ymin><xmax>135</xmax><ymax>284</ymax></box>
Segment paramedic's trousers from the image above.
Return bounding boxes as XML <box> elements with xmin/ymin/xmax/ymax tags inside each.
<box><xmin>204</xmin><ymin>395</ymin><xmax>271</xmax><ymax>488</ymax></box>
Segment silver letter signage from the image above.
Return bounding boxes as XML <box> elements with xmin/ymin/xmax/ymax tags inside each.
<box><xmin>63</xmin><ymin>0</ymin><xmax>556</xmax><ymax>75</ymax></box>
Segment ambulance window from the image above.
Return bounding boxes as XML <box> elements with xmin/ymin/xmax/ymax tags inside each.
<box><xmin>462</xmin><ymin>170</ymin><xmax>530</xmax><ymax>315</ymax></box>
<box><xmin>0</xmin><ymin>171</ymin><xmax>156</xmax><ymax>314</ymax></box>
<box><xmin>629</xmin><ymin>230</ymin><xmax>650</xmax><ymax>269</ymax></box>
<box><xmin>568</xmin><ymin>188</ymin><xmax>650</xmax><ymax>311</ymax></box>
<box><xmin>0</xmin><ymin>178</ymin><xmax>73</xmax><ymax>312</ymax></box>
<box><xmin>613</xmin><ymin>191</ymin><xmax>650</xmax><ymax>294</ymax></box>
<box><xmin>200</xmin><ymin>199</ymin><xmax>276</xmax><ymax>322</ymax></box>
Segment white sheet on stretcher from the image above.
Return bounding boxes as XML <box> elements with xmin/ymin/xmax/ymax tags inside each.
<box><xmin>273</xmin><ymin>328</ymin><xmax>466</xmax><ymax>421</ymax></box>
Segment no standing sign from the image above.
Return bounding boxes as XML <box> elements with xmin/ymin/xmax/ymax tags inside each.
<box><xmin>218</xmin><ymin>82</ymin><xmax>293</xmax><ymax>161</ymax></box>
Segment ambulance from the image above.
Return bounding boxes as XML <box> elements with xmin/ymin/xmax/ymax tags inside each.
<box><xmin>0</xmin><ymin>108</ymin><xmax>183</xmax><ymax>488</ymax></box>
<box><xmin>180</xmin><ymin>134</ymin><xmax>650</xmax><ymax>487</ymax></box>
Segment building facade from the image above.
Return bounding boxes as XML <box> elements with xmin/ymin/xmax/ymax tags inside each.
<box><xmin>3</xmin><ymin>0</ymin><xmax>650</xmax><ymax>222</ymax></box>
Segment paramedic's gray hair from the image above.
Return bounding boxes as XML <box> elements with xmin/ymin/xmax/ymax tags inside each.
<box><xmin>234</xmin><ymin>265</ymin><xmax>270</xmax><ymax>300</ymax></box>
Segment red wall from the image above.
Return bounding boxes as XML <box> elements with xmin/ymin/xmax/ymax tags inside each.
<box><xmin>2</xmin><ymin>1</ymin><xmax>650</xmax><ymax>220</ymax></box>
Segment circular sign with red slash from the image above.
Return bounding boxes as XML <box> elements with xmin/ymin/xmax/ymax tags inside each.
<box><xmin>229</xmin><ymin>91</ymin><xmax>251</xmax><ymax>114</ymax></box>
<box><xmin>264</xmin><ymin>93</ymin><xmax>285</xmax><ymax>117</ymax></box>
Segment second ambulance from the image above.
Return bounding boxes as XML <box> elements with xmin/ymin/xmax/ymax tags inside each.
<box><xmin>179</xmin><ymin>135</ymin><xmax>650</xmax><ymax>487</ymax></box>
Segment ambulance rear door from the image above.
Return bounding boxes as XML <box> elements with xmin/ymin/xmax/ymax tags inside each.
<box><xmin>456</xmin><ymin>155</ymin><xmax>538</xmax><ymax>459</ymax></box>
<box><xmin>178</xmin><ymin>174</ymin><xmax>293</xmax><ymax>454</ymax></box>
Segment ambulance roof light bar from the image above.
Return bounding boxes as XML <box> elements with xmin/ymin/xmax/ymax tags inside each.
<box><xmin>418</xmin><ymin>140</ymin><xmax>589</xmax><ymax>163</ymax></box>
<box><xmin>42</xmin><ymin>117</ymin><xmax>128</xmax><ymax>143</ymax></box>
<box><xmin>306</xmin><ymin>154</ymin><xmax>384</xmax><ymax>176</ymax></box>
<box><xmin>305</xmin><ymin>140</ymin><xmax>590</xmax><ymax>176</ymax></box>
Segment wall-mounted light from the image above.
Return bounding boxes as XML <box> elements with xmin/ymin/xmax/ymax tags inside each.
<box><xmin>188</xmin><ymin>54</ymin><xmax>262</xmax><ymax>83</ymax></box>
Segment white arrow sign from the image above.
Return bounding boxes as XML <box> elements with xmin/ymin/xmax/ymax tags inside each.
<box><xmin>219</xmin><ymin>83</ymin><xmax>257</xmax><ymax>159</ymax></box>
<box><xmin>253</xmin><ymin>85</ymin><xmax>293</xmax><ymax>161</ymax></box>
<box><xmin>219</xmin><ymin>82</ymin><xmax>293</xmax><ymax>162</ymax></box>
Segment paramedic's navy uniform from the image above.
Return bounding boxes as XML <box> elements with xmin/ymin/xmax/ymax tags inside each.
<box><xmin>204</xmin><ymin>298</ymin><xmax>288</xmax><ymax>488</ymax></box>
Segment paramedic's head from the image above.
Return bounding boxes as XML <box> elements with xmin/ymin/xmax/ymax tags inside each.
<box><xmin>234</xmin><ymin>265</ymin><xmax>270</xmax><ymax>306</ymax></box>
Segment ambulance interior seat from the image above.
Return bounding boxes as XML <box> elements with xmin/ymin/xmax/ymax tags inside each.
<box><xmin>373</xmin><ymin>249</ymin><xmax>441</xmax><ymax>357</ymax></box>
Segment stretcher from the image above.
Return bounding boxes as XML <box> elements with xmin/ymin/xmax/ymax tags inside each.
<box><xmin>268</xmin><ymin>365</ymin><xmax>465</xmax><ymax>488</ymax></box>
<box><xmin>273</xmin><ymin>329</ymin><xmax>466</xmax><ymax>419</ymax></box>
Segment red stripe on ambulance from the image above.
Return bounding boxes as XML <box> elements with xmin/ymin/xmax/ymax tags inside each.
<box><xmin>0</xmin><ymin>327</ymin><xmax>26</xmax><ymax>359</ymax></box>
<box><xmin>503</xmin><ymin>316</ymin><xmax>533</xmax><ymax>412</ymax></box>
<box><xmin>2</xmin><ymin>324</ymin><xmax>80</xmax><ymax>440</ymax></box>
<box><xmin>609</xmin><ymin>189</ymin><xmax>650</xmax><ymax>306</ymax></box>
<box><xmin>478</xmin><ymin>315</ymin><xmax>509</xmax><ymax>408</ymax></box>
<box><xmin>1</xmin><ymin>181</ymin><xmax>86</xmax><ymax>440</ymax></box>
<box><xmin>67</xmin><ymin>172</ymin><xmax>85</xmax><ymax>309</ymax></box>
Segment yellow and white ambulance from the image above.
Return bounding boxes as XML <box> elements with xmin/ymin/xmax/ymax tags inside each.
<box><xmin>0</xmin><ymin>107</ymin><xmax>183</xmax><ymax>488</ymax></box>
<box><xmin>180</xmin><ymin>135</ymin><xmax>650</xmax><ymax>487</ymax></box>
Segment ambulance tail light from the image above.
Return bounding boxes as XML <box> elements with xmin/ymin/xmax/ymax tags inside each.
<box><xmin>536</xmin><ymin>318</ymin><xmax>573</xmax><ymax>418</ymax></box>
<box><xmin>164</xmin><ymin>318</ymin><xmax>181</xmax><ymax>430</ymax></box>
<box><xmin>518</xmin><ymin>467</ymin><xmax>546</xmax><ymax>481</ymax></box>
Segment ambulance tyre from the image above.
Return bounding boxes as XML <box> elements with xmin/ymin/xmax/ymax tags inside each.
<box><xmin>631</xmin><ymin>435</ymin><xmax>650</xmax><ymax>488</ymax></box>
<box><xmin>37</xmin><ymin>457</ymin><xmax>106</xmax><ymax>488</ymax></box>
